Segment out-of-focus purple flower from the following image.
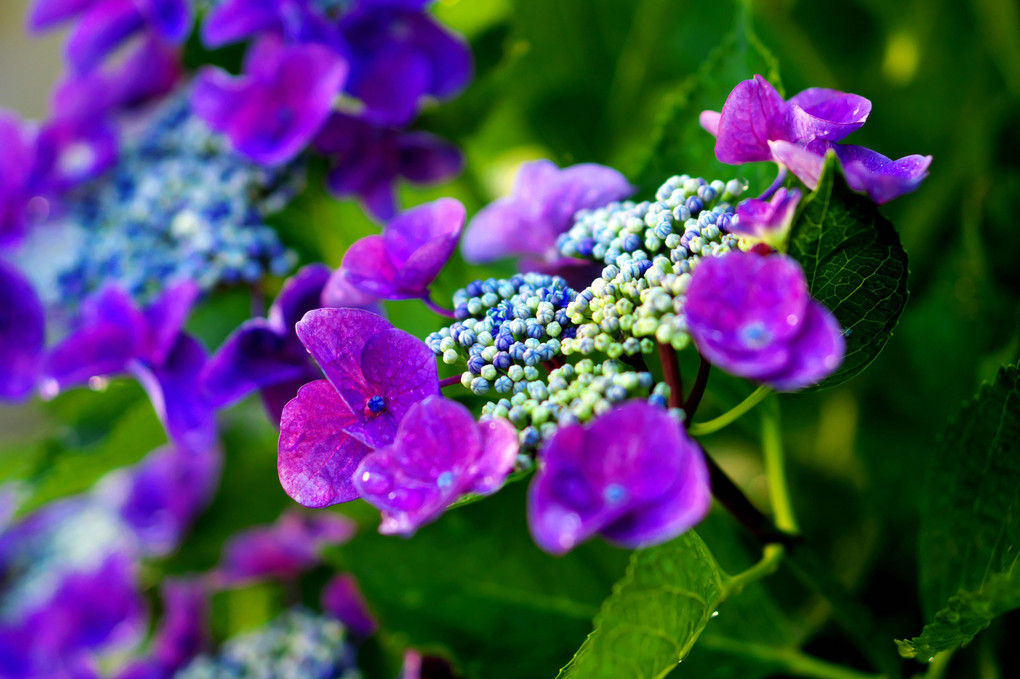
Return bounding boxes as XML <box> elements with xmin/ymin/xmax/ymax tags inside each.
<box><xmin>342</xmin><ymin>197</ymin><xmax>464</xmax><ymax>300</ymax></box>
<box><xmin>769</xmin><ymin>141</ymin><xmax>932</xmax><ymax>204</ymax></box>
<box><xmin>53</xmin><ymin>37</ymin><xmax>182</xmax><ymax>119</ymax></box>
<box><xmin>702</xmin><ymin>76</ymin><xmax>931</xmax><ymax>204</ymax></box>
<box><xmin>0</xmin><ymin>112</ymin><xmax>37</xmax><ymax>246</ymax></box>
<box><xmin>209</xmin><ymin>510</ymin><xmax>356</xmax><ymax>587</ymax></box>
<box><xmin>201</xmin><ymin>0</ymin><xmax>340</xmax><ymax>48</ymax></box>
<box><xmin>730</xmin><ymin>187</ymin><xmax>801</xmax><ymax>249</ymax></box>
<box><xmin>528</xmin><ymin>401</ymin><xmax>711</xmax><ymax>555</ymax></box>
<box><xmin>321</xmin><ymin>573</ymin><xmax>378</xmax><ymax>637</ymax></box>
<box><xmin>314</xmin><ymin>113</ymin><xmax>463</xmax><ymax>221</ymax></box>
<box><xmin>191</xmin><ymin>34</ymin><xmax>348</xmax><ymax>165</ymax></box>
<box><xmin>354</xmin><ymin>395</ymin><xmax>518</xmax><ymax>536</ymax></box>
<box><xmin>339</xmin><ymin>3</ymin><xmax>472</xmax><ymax>126</ymax></box>
<box><xmin>30</xmin><ymin>115</ymin><xmax>118</xmax><ymax>195</ymax></box>
<box><xmin>278</xmin><ymin>308</ymin><xmax>439</xmax><ymax>507</ymax></box>
<box><xmin>41</xmin><ymin>281</ymin><xmax>216</xmax><ymax>450</ymax></box>
<box><xmin>398</xmin><ymin>649</ymin><xmax>461</xmax><ymax>679</ymax></box>
<box><xmin>0</xmin><ymin>261</ymin><xmax>46</xmax><ymax>401</ymax></box>
<box><xmin>462</xmin><ymin>159</ymin><xmax>634</xmax><ymax>272</ymax></box>
<box><xmin>203</xmin><ymin>264</ymin><xmax>383</xmax><ymax>422</ymax></box>
<box><xmin>685</xmin><ymin>251</ymin><xmax>845</xmax><ymax>391</ymax></box>
<box><xmin>116</xmin><ymin>579</ymin><xmax>209</xmax><ymax>679</ymax></box>
<box><xmin>96</xmin><ymin>445</ymin><xmax>222</xmax><ymax>557</ymax></box>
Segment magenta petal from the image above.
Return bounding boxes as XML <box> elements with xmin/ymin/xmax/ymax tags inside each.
<box><xmin>353</xmin><ymin>396</ymin><xmax>483</xmax><ymax>536</ymax></box>
<box><xmin>385</xmin><ymin>197</ymin><xmax>465</xmax><ymax>265</ymax></box>
<box><xmin>269</xmin><ymin>263</ymin><xmax>331</xmax><ymax>331</ymax></box>
<box><xmin>788</xmin><ymin>88</ymin><xmax>871</xmax><ymax>142</ymax></box>
<box><xmin>260</xmin><ymin>375</ymin><xmax>319</xmax><ymax>425</ymax></box>
<box><xmin>0</xmin><ymin>112</ymin><xmax>36</xmax><ymax>246</ymax></box>
<box><xmin>65</xmin><ymin>0</ymin><xmax>144</xmax><ymax>74</ymax></box>
<box><xmin>835</xmin><ymin>144</ymin><xmax>933</xmax><ymax>204</ymax></box>
<box><xmin>715</xmin><ymin>75</ymin><xmax>788</xmax><ymax>164</ymax></box>
<box><xmin>764</xmin><ymin>300</ymin><xmax>846</xmax><ymax>391</ymax></box>
<box><xmin>699</xmin><ymin>110</ymin><xmax>721</xmax><ymax>137</ymax></box>
<box><xmin>200</xmin><ymin>0</ymin><xmax>280</xmax><ymax>47</ymax></box>
<box><xmin>467</xmin><ymin>418</ymin><xmax>519</xmax><ymax>495</ymax></box>
<box><xmin>278</xmin><ymin>380</ymin><xmax>371</xmax><ymax>507</ymax></box>
<box><xmin>768</xmin><ymin>139</ymin><xmax>829</xmax><ymax>191</ymax></box>
<box><xmin>320</xmin><ymin>268</ymin><xmax>383</xmax><ymax>314</ymax></box>
<box><xmin>731</xmin><ymin>187</ymin><xmax>801</xmax><ymax>246</ymax></box>
<box><xmin>151</xmin><ymin>579</ymin><xmax>209</xmax><ymax>672</ymax></box>
<box><xmin>342</xmin><ymin>236</ymin><xmax>405</xmax><ymax>299</ymax></box>
<box><xmin>294</xmin><ymin>307</ymin><xmax>391</xmax><ymax>391</ymax></box>
<box><xmin>0</xmin><ymin>262</ymin><xmax>45</xmax><ymax>401</ymax></box>
<box><xmin>460</xmin><ymin>196</ymin><xmax>528</xmax><ymax>263</ymax></box>
<box><xmin>321</xmin><ymin>574</ymin><xmax>378</xmax><ymax>637</ymax></box>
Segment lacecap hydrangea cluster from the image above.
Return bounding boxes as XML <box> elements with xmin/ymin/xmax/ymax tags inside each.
<box><xmin>426</xmin><ymin>174</ymin><xmax>745</xmax><ymax>450</ymax></box>
<box><xmin>175</xmin><ymin>609</ymin><xmax>361</xmax><ymax>679</ymax></box>
<box><xmin>16</xmin><ymin>89</ymin><xmax>301</xmax><ymax>313</ymax></box>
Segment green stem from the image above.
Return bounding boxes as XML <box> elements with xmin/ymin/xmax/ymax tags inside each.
<box><xmin>923</xmin><ymin>651</ymin><xmax>953</xmax><ymax>679</ymax></box>
<box><xmin>727</xmin><ymin>543</ymin><xmax>785</xmax><ymax>594</ymax></box>
<box><xmin>688</xmin><ymin>385</ymin><xmax>772</xmax><ymax>437</ymax></box>
<box><xmin>761</xmin><ymin>396</ymin><xmax>799</xmax><ymax>534</ymax></box>
<box><xmin>696</xmin><ymin>637</ymin><xmax>885</xmax><ymax>679</ymax></box>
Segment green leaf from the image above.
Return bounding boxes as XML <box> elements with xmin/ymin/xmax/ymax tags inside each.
<box><xmin>899</xmin><ymin>361</ymin><xmax>1020</xmax><ymax>659</ymax></box>
<box><xmin>333</xmin><ymin>481</ymin><xmax>629</xmax><ymax>679</ymax></box>
<box><xmin>556</xmin><ymin>531</ymin><xmax>730</xmax><ymax>679</ymax></box>
<box><xmin>788</xmin><ymin>153</ymin><xmax>910</xmax><ymax>390</ymax></box>
<box><xmin>630</xmin><ymin>0</ymin><xmax>780</xmax><ymax>195</ymax></box>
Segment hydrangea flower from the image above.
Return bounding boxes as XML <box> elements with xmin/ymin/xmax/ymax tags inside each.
<box><xmin>528</xmin><ymin>401</ymin><xmax>711</xmax><ymax>554</ymax></box>
<box><xmin>278</xmin><ymin>308</ymin><xmax>439</xmax><ymax>507</ymax></box>
<box><xmin>203</xmin><ymin>263</ymin><xmax>380</xmax><ymax>422</ymax></box>
<box><xmin>338</xmin><ymin>1</ymin><xmax>473</xmax><ymax>126</ymax></box>
<box><xmin>684</xmin><ymin>251</ymin><xmax>845</xmax><ymax>391</ymax></box>
<box><xmin>342</xmin><ymin>197</ymin><xmax>464</xmax><ymax>300</ymax></box>
<box><xmin>209</xmin><ymin>510</ymin><xmax>356</xmax><ymax>587</ymax></box>
<box><xmin>0</xmin><ymin>261</ymin><xmax>46</xmax><ymax>401</ymax></box>
<box><xmin>41</xmin><ymin>281</ymin><xmax>216</xmax><ymax>451</ymax></box>
<box><xmin>462</xmin><ymin>159</ymin><xmax>634</xmax><ymax>278</ymax></box>
<box><xmin>730</xmin><ymin>187</ymin><xmax>801</xmax><ymax>249</ymax></box>
<box><xmin>116</xmin><ymin>579</ymin><xmax>210</xmax><ymax>679</ymax></box>
<box><xmin>354</xmin><ymin>395</ymin><xmax>519</xmax><ymax>536</ymax></box>
<box><xmin>701</xmin><ymin>75</ymin><xmax>930</xmax><ymax>204</ymax></box>
<box><xmin>321</xmin><ymin>573</ymin><xmax>378</xmax><ymax>637</ymax></box>
<box><xmin>192</xmin><ymin>34</ymin><xmax>349</xmax><ymax>165</ymax></box>
<box><xmin>314</xmin><ymin>113</ymin><xmax>464</xmax><ymax>221</ymax></box>
<box><xmin>30</xmin><ymin>114</ymin><xmax>118</xmax><ymax>194</ymax></box>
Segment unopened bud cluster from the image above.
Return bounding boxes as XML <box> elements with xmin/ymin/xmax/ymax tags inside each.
<box><xmin>176</xmin><ymin>608</ymin><xmax>361</xmax><ymax>679</ymax></box>
<box><xmin>558</xmin><ymin>175</ymin><xmax>745</xmax><ymax>352</ymax></box>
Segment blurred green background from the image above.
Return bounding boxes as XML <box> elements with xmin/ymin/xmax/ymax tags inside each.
<box><xmin>1</xmin><ymin>0</ymin><xmax>1019</xmax><ymax>676</ymax></box>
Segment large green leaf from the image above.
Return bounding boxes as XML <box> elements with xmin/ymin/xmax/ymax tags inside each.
<box><xmin>898</xmin><ymin>362</ymin><xmax>1020</xmax><ymax>659</ymax></box>
<box><xmin>630</xmin><ymin>0</ymin><xmax>780</xmax><ymax>195</ymax></box>
<box><xmin>332</xmin><ymin>481</ymin><xmax>630</xmax><ymax>679</ymax></box>
<box><xmin>788</xmin><ymin>154</ymin><xmax>910</xmax><ymax>389</ymax></box>
<box><xmin>557</xmin><ymin>531</ymin><xmax>730</xmax><ymax>679</ymax></box>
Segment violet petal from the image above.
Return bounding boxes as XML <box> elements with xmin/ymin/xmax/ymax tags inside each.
<box><xmin>65</xmin><ymin>0</ymin><xmax>144</xmax><ymax>74</ymax></box>
<box><xmin>787</xmin><ymin>87</ymin><xmax>871</xmax><ymax>142</ymax></box>
<box><xmin>31</xmin><ymin>115</ymin><xmax>118</xmax><ymax>194</ymax></box>
<box><xmin>835</xmin><ymin>144</ymin><xmax>933</xmax><ymax>204</ymax></box>
<box><xmin>27</xmin><ymin>0</ymin><xmax>98</xmax><ymax>32</ymax></box>
<box><xmin>294</xmin><ymin>307</ymin><xmax>391</xmax><ymax>392</ymax></box>
<box><xmin>714</xmin><ymin>75</ymin><xmax>788</xmax><ymax>164</ymax></box>
<box><xmin>134</xmin><ymin>0</ymin><xmax>192</xmax><ymax>43</ymax></box>
<box><xmin>0</xmin><ymin>262</ymin><xmax>45</xmax><ymax>401</ymax></box>
<box><xmin>763</xmin><ymin>299</ymin><xmax>846</xmax><ymax>391</ymax></box>
<box><xmin>321</xmin><ymin>573</ymin><xmax>378</xmax><ymax>637</ymax></box>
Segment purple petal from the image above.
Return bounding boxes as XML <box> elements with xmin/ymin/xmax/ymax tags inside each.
<box><xmin>835</xmin><ymin>144</ymin><xmax>932</xmax><ymax>204</ymax></box>
<box><xmin>528</xmin><ymin>401</ymin><xmax>709</xmax><ymax>554</ymax></box>
<box><xmin>0</xmin><ymin>112</ymin><xmax>37</xmax><ymax>246</ymax></box>
<box><xmin>409</xmin><ymin>14</ymin><xmax>473</xmax><ymax>100</ymax></box>
<box><xmin>201</xmin><ymin>0</ymin><xmax>281</xmax><ymax>47</ymax></box>
<box><xmin>260</xmin><ymin>375</ymin><xmax>320</xmax><ymax>425</ymax></box>
<box><xmin>294</xmin><ymin>307</ymin><xmax>392</xmax><ymax>392</ymax></box>
<box><xmin>767</xmin><ymin>139</ymin><xmax>829</xmax><ymax>191</ymax></box>
<box><xmin>143</xmin><ymin>280</ymin><xmax>200</xmax><ymax>365</ymax></box>
<box><xmin>191</xmin><ymin>36</ymin><xmax>348</xmax><ymax>165</ymax></box>
<box><xmin>320</xmin><ymin>268</ymin><xmax>384</xmax><ymax>314</ymax></box>
<box><xmin>731</xmin><ymin>187</ymin><xmax>801</xmax><ymax>247</ymax></box>
<box><xmin>151</xmin><ymin>579</ymin><xmax>209</xmax><ymax>671</ymax></box>
<box><xmin>314</xmin><ymin>114</ymin><xmax>400</xmax><ymax>220</ymax></box>
<box><xmin>380</xmin><ymin>197</ymin><xmax>465</xmax><ymax>293</ymax></box>
<box><xmin>321</xmin><ymin>573</ymin><xmax>378</xmax><ymax>637</ymax></box>
<box><xmin>212</xmin><ymin>509</ymin><xmax>356</xmax><ymax>585</ymax></box>
<box><xmin>350</xmin><ymin>48</ymin><xmax>431</xmax><ymax>127</ymax></box>
<box><xmin>346</xmin><ymin>327</ymin><xmax>440</xmax><ymax>447</ymax></box>
<box><xmin>134</xmin><ymin>0</ymin><xmax>192</xmax><ymax>43</ymax></box>
<box><xmin>397</xmin><ymin>132</ymin><xmax>464</xmax><ymax>184</ymax></box>
<box><xmin>460</xmin><ymin>195</ymin><xmax>529</xmax><ymax>263</ymax></box>
<box><xmin>714</xmin><ymin>75</ymin><xmax>789</xmax><ymax>164</ymax></box>
<box><xmin>269</xmin><ymin>263</ymin><xmax>331</xmax><ymax>332</ymax></box>
<box><xmin>53</xmin><ymin>37</ymin><xmax>182</xmax><ymax>118</ymax></box>
<box><xmin>202</xmin><ymin>320</ymin><xmax>309</xmax><ymax>407</ymax></box>
<box><xmin>65</xmin><ymin>0</ymin><xmax>144</xmax><ymax>74</ymax></box>
<box><xmin>353</xmin><ymin>396</ymin><xmax>484</xmax><ymax>536</ymax></box>
<box><xmin>27</xmin><ymin>0</ymin><xmax>98</xmax><ymax>32</ymax></box>
<box><xmin>99</xmin><ymin>446</ymin><xmax>221</xmax><ymax>556</ymax></box>
<box><xmin>787</xmin><ymin>88</ymin><xmax>871</xmax><ymax>142</ymax></box>
<box><xmin>466</xmin><ymin>418</ymin><xmax>518</xmax><ymax>495</ymax></box>
<box><xmin>42</xmin><ymin>286</ymin><xmax>146</xmax><ymax>393</ymax></box>
<box><xmin>764</xmin><ymin>300</ymin><xmax>845</xmax><ymax>391</ymax></box>
<box><xmin>0</xmin><ymin>262</ymin><xmax>45</xmax><ymax>401</ymax></box>
<box><xmin>131</xmin><ymin>334</ymin><xmax>217</xmax><ymax>453</ymax></box>
<box><xmin>31</xmin><ymin>115</ymin><xmax>118</xmax><ymax>194</ymax></box>
<box><xmin>342</xmin><ymin>235</ymin><xmax>401</xmax><ymax>298</ymax></box>
<box><xmin>278</xmin><ymin>379</ymin><xmax>371</xmax><ymax>507</ymax></box>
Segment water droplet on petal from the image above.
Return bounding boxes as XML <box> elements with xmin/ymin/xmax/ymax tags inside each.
<box><xmin>88</xmin><ymin>375</ymin><xmax>109</xmax><ymax>391</ymax></box>
<box><xmin>360</xmin><ymin>469</ymin><xmax>391</xmax><ymax>495</ymax></box>
<box><xmin>786</xmin><ymin>314</ymin><xmax>799</xmax><ymax>326</ymax></box>
<box><xmin>437</xmin><ymin>471</ymin><xmax>454</xmax><ymax>489</ymax></box>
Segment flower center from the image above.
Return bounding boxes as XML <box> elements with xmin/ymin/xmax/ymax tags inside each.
<box><xmin>739</xmin><ymin>321</ymin><xmax>771</xmax><ymax>349</ymax></box>
<box><xmin>366</xmin><ymin>395</ymin><xmax>387</xmax><ymax>414</ymax></box>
